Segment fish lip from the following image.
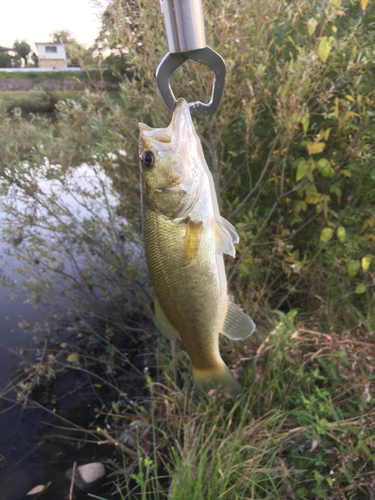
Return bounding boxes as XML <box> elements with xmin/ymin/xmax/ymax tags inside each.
<box><xmin>169</xmin><ymin>98</ymin><xmax>190</xmax><ymax>134</ymax></box>
<box><xmin>139</xmin><ymin>98</ymin><xmax>193</xmax><ymax>150</ymax></box>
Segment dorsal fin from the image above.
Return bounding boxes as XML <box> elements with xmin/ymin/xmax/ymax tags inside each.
<box><xmin>212</xmin><ymin>216</ymin><xmax>239</xmax><ymax>257</ymax></box>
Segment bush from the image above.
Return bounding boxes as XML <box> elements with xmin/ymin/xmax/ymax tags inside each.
<box><xmin>4</xmin><ymin>87</ymin><xmax>59</xmax><ymax>114</ymax></box>
<box><xmin>0</xmin><ymin>53</ymin><xmax>12</xmax><ymax>68</ymax></box>
<box><xmin>1</xmin><ymin>0</ymin><xmax>375</xmax><ymax>329</ymax></box>
<box><xmin>85</xmin><ymin>0</ymin><xmax>375</xmax><ymax>329</ymax></box>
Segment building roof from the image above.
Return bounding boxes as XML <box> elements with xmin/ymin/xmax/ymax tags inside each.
<box><xmin>35</xmin><ymin>42</ymin><xmax>63</xmax><ymax>46</ymax></box>
<box><xmin>0</xmin><ymin>46</ymin><xmax>13</xmax><ymax>52</ymax></box>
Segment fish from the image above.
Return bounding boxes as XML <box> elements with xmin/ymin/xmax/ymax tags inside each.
<box><xmin>139</xmin><ymin>98</ymin><xmax>255</xmax><ymax>396</ymax></box>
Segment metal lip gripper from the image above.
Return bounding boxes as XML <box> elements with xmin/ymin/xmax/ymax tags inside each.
<box><xmin>156</xmin><ymin>0</ymin><xmax>226</xmax><ymax>117</ymax></box>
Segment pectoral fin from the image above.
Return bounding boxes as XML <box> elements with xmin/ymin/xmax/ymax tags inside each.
<box><xmin>154</xmin><ymin>295</ymin><xmax>179</xmax><ymax>341</ymax></box>
<box><xmin>212</xmin><ymin>217</ymin><xmax>239</xmax><ymax>257</ymax></box>
<box><xmin>221</xmin><ymin>299</ymin><xmax>256</xmax><ymax>340</ymax></box>
<box><xmin>182</xmin><ymin>219</ymin><xmax>203</xmax><ymax>267</ymax></box>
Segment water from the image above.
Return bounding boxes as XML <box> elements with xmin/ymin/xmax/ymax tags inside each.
<box><xmin>0</xmin><ymin>162</ymin><xmax>145</xmax><ymax>499</ymax></box>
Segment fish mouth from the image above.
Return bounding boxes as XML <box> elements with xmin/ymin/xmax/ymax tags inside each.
<box><xmin>139</xmin><ymin>98</ymin><xmax>193</xmax><ymax>149</ymax></box>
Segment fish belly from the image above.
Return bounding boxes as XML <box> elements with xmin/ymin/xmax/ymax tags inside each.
<box><xmin>144</xmin><ymin>207</ymin><xmax>227</xmax><ymax>370</ymax></box>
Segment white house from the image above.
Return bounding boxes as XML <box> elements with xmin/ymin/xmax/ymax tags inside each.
<box><xmin>35</xmin><ymin>42</ymin><xmax>67</xmax><ymax>69</ymax></box>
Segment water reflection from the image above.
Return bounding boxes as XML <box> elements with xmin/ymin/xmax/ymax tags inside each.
<box><xmin>0</xmin><ymin>161</ymin><xmax>146</xmax><ymax>499</ymax></box>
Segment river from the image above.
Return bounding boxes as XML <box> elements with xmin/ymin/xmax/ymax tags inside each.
<box><xmin>0</xmin><ymin>162</ymin><xmax>146</xmax><ymax>499</ymax></box>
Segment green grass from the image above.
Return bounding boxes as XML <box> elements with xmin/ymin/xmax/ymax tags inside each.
<box><xmin>101</xmin><ymin>310</ymin><xmax>375</xmax><ymax>499</ymax></box>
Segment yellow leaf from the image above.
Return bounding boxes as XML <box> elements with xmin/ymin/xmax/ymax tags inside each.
<box><xmin>345</xmin><ymin>95</ymin><xmax>355</xmax><ymax>102</ymax></box>
<box><xmin>306</xmin><ymin>142</ymin><xmax>326</xmax><ymax>155</ymax></box>
<box><xmin>295</xmin><ymin>200</ymin><xmax>307</xmax><ymax>213</ymax></box>
<box><xmin>18</xmin><ymin>320</ymin><xmax>30</xmax><ymax>329</ymax></box>
<box><xmin>361</xmin><ymin>218</ymin><xmax>374</xmax><ymax>232</ymax></box>
<box><xmin>362</xmin><ymin>256</ymin><xmax>371</xmax><ymax>271</ymax></box>
<box><xmin>334</xmin><ymin>97</ymin><xmax>339</xmax><ymax>118</ymax></box>
<box><xmin>340</xmin><ymin>169</ymin><xmax>352</xmax><ymax>178</ymax></box>
<box><xmin>308</xmin><ymin>18</ymin><xmax>318</xmax><ymax>36</ymax></box>
<box><xmin>67</xmin><ymin>353</ymin><xmax>79</xmax><ymax>363</ymax></box>
<box><xmin>305</xmin><ymin>192</ymin><xmax>321</xmax><ymax>204</ymax></box>
<box><xmin>304</xmin><ymin>184</ymin><xmax>322</xmax><ymax>204</ymax></box>
<box><xmin>323</xmin><ymin>128</ymin><xmax>331</xmax><ymax>141</ymax></box>
<box><xmin>320</xmin><ymin>227</ymin><xmax>333</xmax><ymax>242</ymax></box>
<box><xmin>319</xmin><ymin>36</ymin><xmax>333</xmax><ymax>63</ymax></box>
<box><xmin>361</xmin><ymin>0</ymin><xmax>369</xmax><ymax>11</ymax></box>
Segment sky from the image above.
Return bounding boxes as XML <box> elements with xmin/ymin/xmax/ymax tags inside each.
<box><xmin>0</xmin><ymin>0</ymin><xmax>102</xmax><ymax>52</ymax></box>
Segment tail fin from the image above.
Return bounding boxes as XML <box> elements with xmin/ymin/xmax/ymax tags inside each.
<box><xmin>193</xmin><ymin>361</ymin><xmax>243</xmax><ymax>397</ymax></box>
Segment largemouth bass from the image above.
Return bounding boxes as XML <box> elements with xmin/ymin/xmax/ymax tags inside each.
<box><xmin>139</xmin><ymin>98</ymin><xmax>255</xmax><ymax>396</ymax></box>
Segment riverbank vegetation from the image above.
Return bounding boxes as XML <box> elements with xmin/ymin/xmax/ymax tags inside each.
<box><xmin>1</xmin><ymin>0</ymin><xmax>375</xmax><ymax>498</ymax></box>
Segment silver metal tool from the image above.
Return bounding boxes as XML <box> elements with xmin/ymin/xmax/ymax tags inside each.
<box><xmin>157</xmin><ymin>0</ymin><xmax>226</xmax><ymax>117</ymax></box>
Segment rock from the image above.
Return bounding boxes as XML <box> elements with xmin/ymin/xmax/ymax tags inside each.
<box><xmin>66</xmin><ymin>462</ymin><xmax>106</xmax><ymax>492</ymax></box>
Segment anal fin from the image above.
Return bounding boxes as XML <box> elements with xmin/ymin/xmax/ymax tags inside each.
<box><xmin>154</xmin><ymin>295</ymin><xmax>179</xmax><ymax>341</ymax></box>
<box><xmin>221</xmin><ymin>299</ymin><xmax>256</xmax><ymax>340</ymax></box>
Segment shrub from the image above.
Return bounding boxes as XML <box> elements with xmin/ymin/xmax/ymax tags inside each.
<box><xmin>1</xmin><ymin>0</ymin><xmax>375</xmax><ymax>328</ymax></box>
<box><xmin>87</xmin><ymin>0</ymin><xmax>375</xmax><ymax>328</ymax></box>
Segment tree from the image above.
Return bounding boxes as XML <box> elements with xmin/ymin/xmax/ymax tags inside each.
<box><xmin>50</xmin><ymin>29</ymin><xmax>74</xmax><ymax>44</ymax></box>
<box><xmin>0</xmin><ymin>53</ymin><xmax>12</xmax><ymax>68</ymax></box>
<box><xmin>30</xmin><ymin>52</ymin><xmax>38</xmax><ymax>67</ymax></box>
<box><xmin>13</xmin><ymin>39</ymin><xmax>31</xmax><ymax>66</ymax></box>
<box><xmin>49</xmin><ymin>30</ymin><xmax>95</xmax><ymax>67</ymax></box>
<box><xmin>11</xmin><ymin>54</ymin><xmax>22</xmax><ymax>68</ymax></box>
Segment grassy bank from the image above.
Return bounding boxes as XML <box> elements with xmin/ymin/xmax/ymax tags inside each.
<box><xmin>152</xmin><ymin>314</ymin><xmax>375</xmax><ymax>499</ymax></box>
<box><xmin>0</xmin><ymin>88</ymin><xmax>122</xmax><ymax>114</ymax></box>
<box><xmin>0</xmin><ymin>89</ymin><xmax>85</xmax><ymax>113</ymax></box>
<box><xmin>10</xmin><ymin>311</ymin><xmax>374</xmax><ymax>499</ymax></box>
<box><xmin>0</xmin><ymin>70</ymin><xmax>98</xmax><ymax>82</ymax></box>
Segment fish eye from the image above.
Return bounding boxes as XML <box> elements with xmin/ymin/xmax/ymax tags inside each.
<box><xmin>141</xmin><ymin>151</ymin><xmax>155</xmax><ymax>169</ymax></box>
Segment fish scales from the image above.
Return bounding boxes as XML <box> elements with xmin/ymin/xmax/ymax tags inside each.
<box><xmin>144</xmin><ymin>205</ymin><xmax>225</xmax><ymax>371</ymax></box>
